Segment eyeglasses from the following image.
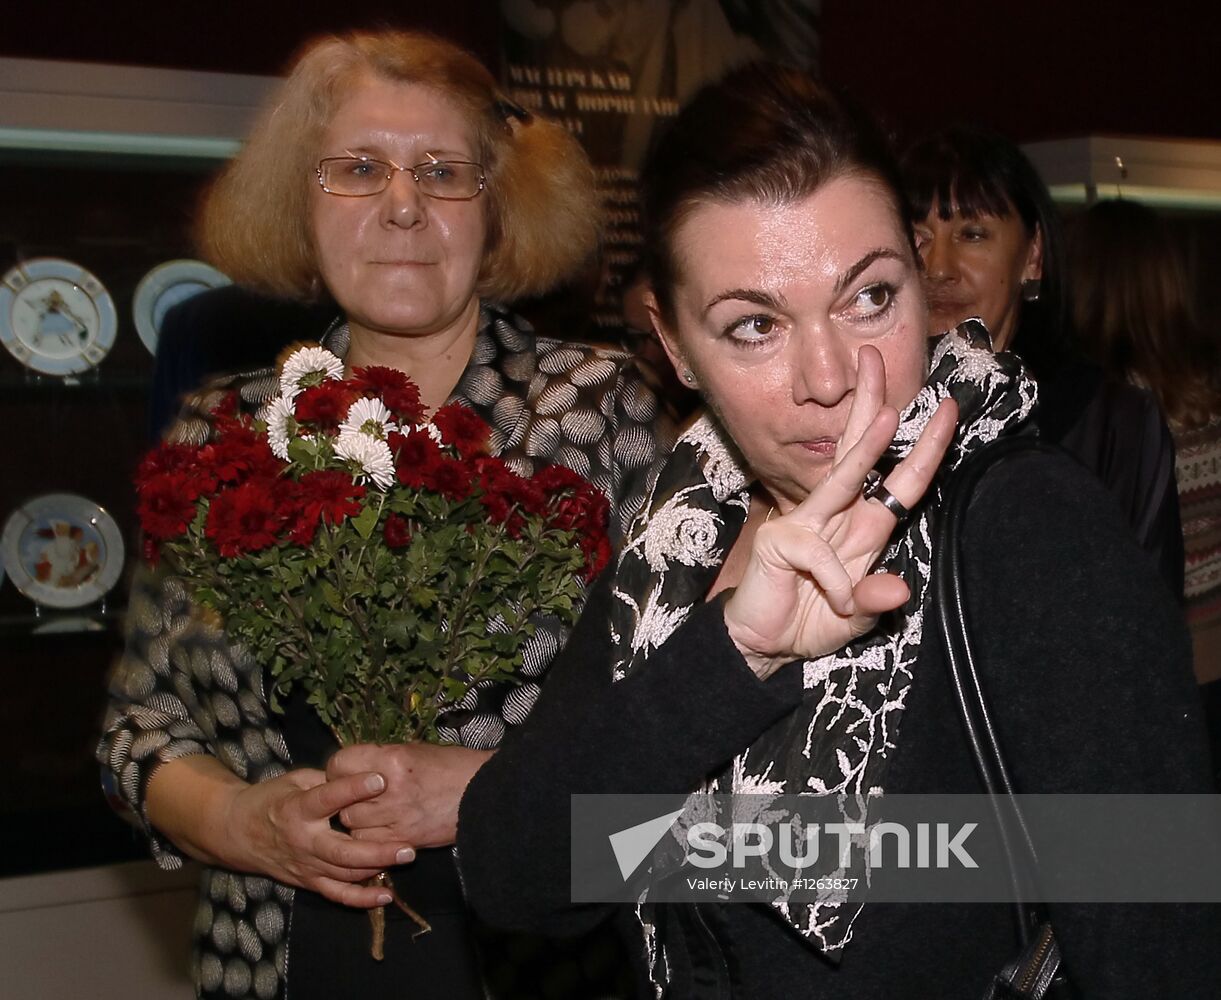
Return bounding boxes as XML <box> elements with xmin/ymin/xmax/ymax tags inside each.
<box><xmin>316</xmin><ymin>155</ymin><xmax>486</xmax><ymax>200</ymax></box>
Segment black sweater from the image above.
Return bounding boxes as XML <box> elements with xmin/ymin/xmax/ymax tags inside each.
<box><xmin>457</xmin><ymin>451</ymin><xmax>1220</xmax><ymax>998</ymax></box>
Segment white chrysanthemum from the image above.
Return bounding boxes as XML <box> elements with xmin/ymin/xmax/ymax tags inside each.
<box><xmin>340</xmin><ymin>397</ymin><xmax>397</xmax><ymax>440</ymax></box>
<box><xmin>404</xmin><ymin>421</ymin><xmax>443</xmax><ymax>443</ymax></box>
<box><xmin>335</xmin><ymin>430</ymin><xmax>395</xmax><ymax>489</ymax></box>
<box><xmin>265</xmin><ymin>395</ymin><xmax>296</xmax><ymax>461</ymax></box>
<box><xmin>279</xmin><ymin>346</ymin><xmax>344</xmax><ymax>401</ymax></box>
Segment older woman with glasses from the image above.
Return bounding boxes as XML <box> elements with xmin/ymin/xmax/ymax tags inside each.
<box><xmin>98</xmin><ymin>29</ymin><xmax>671</xmax><ymax>1000</ymax></box>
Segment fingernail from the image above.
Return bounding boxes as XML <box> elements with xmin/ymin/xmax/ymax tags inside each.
<box><xmin>365</xmin><ymin>773</ymin><xmax>385</xmax><ymax>793</ymax></box>
<box><xmin>376</xmin><ymin>893</ymin><xmax>393</xmax><ymax>905</ymax></box>
<box><xmin>396</xmin><ymin>847</ymin><xmax>416</xmax><ymax>864</ymax></box>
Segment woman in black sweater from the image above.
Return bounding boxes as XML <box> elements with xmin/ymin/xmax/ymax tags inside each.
<box><xmin>902</xmin><ymin>126</ymin><xmax>1184</xmax><ymax>596</ymax></box>
<box><xmin>337</xmin><ymin>66</ymin><xmax>1220</xmax><ymax>997</ymax></box>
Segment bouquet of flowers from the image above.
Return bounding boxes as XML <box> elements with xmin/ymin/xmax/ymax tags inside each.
<box><xmin>134</xmin><ymin>344</ymin><xmax>610</xmax><ymax>951</ymax></box>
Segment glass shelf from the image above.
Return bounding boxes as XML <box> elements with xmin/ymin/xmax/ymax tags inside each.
<box><xmin>0</xmin><ymin>56</ymin><xmax>271</xmax><ymax>165</ymax></box>
<box><xmin>0</xmin><ymin>605</ymin><xmax>124</xmax><ymax>638</ymax></box>
<box><xmin>0</xmin><ymin>370</ymin><xmax>150</xmax><ymax>392</ymax></box>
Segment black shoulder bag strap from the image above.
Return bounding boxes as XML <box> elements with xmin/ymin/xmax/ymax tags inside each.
<box><xmin>932</xmin><ymin>434</ymin><xmax>1078</xmax><ymax>1000</ymax></box>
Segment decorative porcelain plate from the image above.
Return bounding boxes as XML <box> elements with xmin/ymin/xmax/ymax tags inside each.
<box><xmin>0</xmin><ymin>258</ymin><xmax>118</xmax><ymax>375</ymax></box>
<box><xmin>132</xmin><ymin>259</ymin><xmax>231</xmax><ymax>354</ymax></box>
<box><xmin>1</xmin><ymin>493</ymin><xmax>126</xmax><ymax>609</ymax></box>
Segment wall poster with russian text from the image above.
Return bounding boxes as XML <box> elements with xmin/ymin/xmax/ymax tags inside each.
<box><xmin>499</xmin><ymin>1</ymin><xmax>820</xmax><ymax>335</ymax></box>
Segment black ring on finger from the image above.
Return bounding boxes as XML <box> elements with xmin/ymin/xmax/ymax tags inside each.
<box><xmin>862</xmin><ymin>469</ymin><xmax>912</xmax><ymax>521</ymax></box>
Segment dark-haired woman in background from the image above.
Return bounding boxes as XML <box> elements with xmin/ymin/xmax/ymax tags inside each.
<box><xmin>1068</xmin><ymin>196</ymin><xmax>1221</xmax><ymax>781</ymax></box>
<box><xmin>902</xmin><ymin>127</ymin><xmax>1184</xmax><ymax>594</ymax></box>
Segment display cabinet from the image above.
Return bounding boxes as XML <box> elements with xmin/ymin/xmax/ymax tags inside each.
<box><xmin>1026</xmin><ymin>134</ymin><xmax>1221</xmax><ymax>318</ymax></box>
<box><xmin>0</xmin><ymin>57</ymin><xmax>272</xmax><ymax>875</ymax></box>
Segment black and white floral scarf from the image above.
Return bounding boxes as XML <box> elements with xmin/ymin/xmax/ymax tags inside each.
<box><xmin>606</xmin><ymin>322</ymin><xmax>1038</xmax><ymax>981</ymax></box>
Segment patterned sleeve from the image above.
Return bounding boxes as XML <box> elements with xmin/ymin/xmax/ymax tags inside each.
<box><xmin>97</xmin><ymin>573</ymin><xmax>210</xmax><ymax>868</ymax></box>
<box><xmin>98</xmin><ymin>373</ymin><xmax>291</xmax><ymax>867</ymax></box>
<box><xmin>606</xmin><ymin>358</ymin><xmax>677</xmax><ymax>542</ymax></box>
<box><xmin>97</xmin><ymin>572</ymin><xmax>294</xmax><ymax>869</ymax></box>
<box><xmin>442</xmin><ymin>349</ymin><xmax>675</xmax><ymax>749</ymax></box>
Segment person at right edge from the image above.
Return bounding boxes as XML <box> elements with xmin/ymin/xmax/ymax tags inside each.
<box><xmin>902</xmin><ymin>126</ymin><xmax>1184</xmax><ymax>596</ymax></box>
<box><xmin>426</xmin><ymin>66</ymin><xmax>1221</xmax><ymax>998</ymax></box>
<box><xmin>1068</xmin><ymin>196</ymin><xmax>1221</xmax><ymax>787</ymax></box>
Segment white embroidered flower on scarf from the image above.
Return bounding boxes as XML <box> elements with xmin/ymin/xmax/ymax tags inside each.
<box><xmin>630</xmin><ymin>589</ymin><xmax>691</xmax><ymax>656</ymax></box>
<box><xmin>680</xmin><ymin>414</ymin><xmax>750</xmax><ymax>502</ymax></box>
<box><xmin>641</xmin><ymin>488</ymin><xmax>722</xmax><ymax>573</ymax></box>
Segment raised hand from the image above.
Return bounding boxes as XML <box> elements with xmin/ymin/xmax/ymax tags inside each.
<box><xmin>724</xmin><ymin>346</ymin><xmax>958</xmax><ymax>679</ymax></box>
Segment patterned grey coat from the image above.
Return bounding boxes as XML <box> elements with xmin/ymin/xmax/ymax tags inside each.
<box><xmin>97</xmin><ymin>303</ymin><xmax>673</xmax><ymax>999</ymax></box>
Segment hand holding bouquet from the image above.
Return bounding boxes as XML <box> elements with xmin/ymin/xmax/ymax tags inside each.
<box><xmin>134</xmin><ymin>344</ymin><xmax>610</xmax><ymax>951</ymax></box>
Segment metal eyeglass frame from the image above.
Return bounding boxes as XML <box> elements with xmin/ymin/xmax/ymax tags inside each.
<box><xmin>315</xmin><ymin>155</ymin><xmax>486</xmax><ymax>201</ymax></box>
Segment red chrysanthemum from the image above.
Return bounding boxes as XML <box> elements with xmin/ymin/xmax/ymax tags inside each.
<box><xmin>135</xmin><ymin>442</ymin><xmax>212</xmax><ymax>498</ymax></box>
<box><xmin>470</xmin><ymin>456</ymin><xmax>513</xmax><ymax>490</ymax></box>
<box><xmin>547</xmin><ymin>478</ymin><xmax>610</xmax><ymax>536</ymax></box>
<box><xmin>470</xmin><ymin>457</ymin><xmax>515</xmax><ymax>505</ymax></box>
<box><xmin>285</xmin><ymin>470</ymin><xmax>367</xmax><ymax>545</ymax></box>
<box><xmin>383</xmin><ymin>513</ymin><xmax>413</xmax><ymax>549</ymax></box>
<box><xmin>469</xmin><ymin>458</ymin><xmax>543</xmax><ymax>534</ymax></box>
<box><xmin>390</xmin><ymin>428</ymin><xmax>443</xmax><ymax>488</ymax></box>
<box><xmin>294</xmin><ymin>381</ymin><xmax>357</xmax><ymax>431</ymax></box>
<box><xmin>351</xmin><ymin>366</ymin><xmax>424</xmax><ymax>425</ymax></box>
<box><xmin>205</xmin><ymin>479</ymin><xmax>287</xmax><ymax>557</ymax></box>
<box><xmin>533</xmin><ymin>463</ymin><xmax>587</xmax><ymax>495</ymax></box>
<box><xmin>581</xmin><ymin>533</ymin><xmax>612</xmax><ymax>582</ymax></box>
<box><xmin>478</xmin><ymin>489</ymin><xmax>513</xmax><ymax>526</ymax></box>
<box><xmin>199</xmin><ymin>423</ymin><xmax>282</xmax><ymax>485</ymax></box>
<box><xmin>424</xmin><ymin>457</ymin><xmax>474</xmax><ymax>501</ymax></box>
<box><xmin>506</xmin><ymin>473</ymin><xmax>547</xmax><ymax>517</ymax></box>
<box><xmin>432</xmin><ymin>403</ymin><xmax>490</xmax><ymax>459</ymax></box>
<box><xmin>210</xmin><ymin>402</ymin><xmax>260</xmax><ymax>444</ymax></box>
<box><xmin>137</xmin><ymin>471</ymin><xmax>200</xmax><ymax>541</ymax></box>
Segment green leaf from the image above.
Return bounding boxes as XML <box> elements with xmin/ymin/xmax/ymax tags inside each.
<box><xmin>351</xmin><ymin>504</ymin><xmax>380</xmax><ymax>540</ymax></box>
<box><xmin>287</xmin><ymin>437</ymin><xmax>318</xmax><ymax>464</ymax></box>
<box><xmin>319</xmin><ymin>581</ymin><xmax>346</xmax><ymax>615</ymax></box>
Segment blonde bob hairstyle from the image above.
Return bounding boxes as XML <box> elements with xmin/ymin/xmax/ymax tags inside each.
<box><xmin>198</xmin><ymin>30</ymin><xmax>600</xmax><ymax>304</ymax></box>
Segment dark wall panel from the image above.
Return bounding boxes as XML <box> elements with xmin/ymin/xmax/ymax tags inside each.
<box><xmin>0</xmin><ymin>2</ymin><xmax>498</xmax><ymax>75</ymax></box>
<box><xmin>821</xmin><ymin>0</ymin><xmax>1221</xmax><ymax>142</ymax></box>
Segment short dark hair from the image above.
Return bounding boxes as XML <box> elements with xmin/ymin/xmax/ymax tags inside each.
<box><xmin>641</xmin><ymin>64</ymin><xmax>909</xmax><ymax>327</ymax></box>
<box><xmin>902</xmin><ymin>126</ymin><xmax>1069</xmax><ymax>376</ymax></box>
